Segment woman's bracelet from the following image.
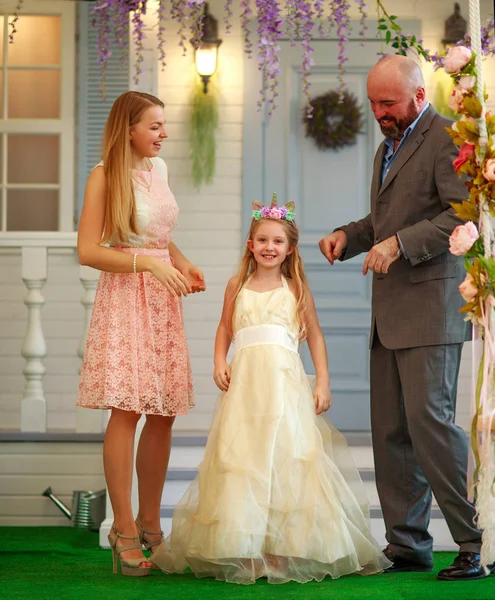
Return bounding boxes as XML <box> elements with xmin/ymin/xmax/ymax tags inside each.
<box><xmin>133</xmin><ymin>253</ymin><xmax>137</xmax><ymax>275</ymax></box>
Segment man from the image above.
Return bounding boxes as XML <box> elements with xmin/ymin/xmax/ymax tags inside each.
<box><xmin>319</xmin><ymin>55</ymin><xmax>492</xmax><ymax>580</ymax></box>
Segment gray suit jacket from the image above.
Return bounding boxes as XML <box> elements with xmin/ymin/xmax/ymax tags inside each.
<box><xmin>338</xmin><ymin>105</ymin><xmax>470</xmax><ymax>350</ymax></box>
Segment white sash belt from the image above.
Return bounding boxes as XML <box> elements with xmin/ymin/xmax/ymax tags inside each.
<box><xmin>233</xmin><ymin>324</ymin><xmax>298</xmax><ymax>355</ymax></box>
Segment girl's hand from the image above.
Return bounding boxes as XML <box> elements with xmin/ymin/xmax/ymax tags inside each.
<box><xmin>214</xmin><ymin>361</ymin><xmax>231</xmax><ymax>392</ymax></box>
<box><xmin>313</xmin><ymin>385</ymin><xmax>332</xmax><ymax>415</ymax></box>
<box><xmin>150</xmin><ymin>260</ymin><xmax>191</xmax><ymax>296</ymax></box>
<box><xmin>185</xmin><ymin>265</ymin><xmax>206</xmax><ymax>293</ymax></box>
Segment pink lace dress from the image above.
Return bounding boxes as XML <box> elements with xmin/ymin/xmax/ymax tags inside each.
<box><xmin>77</xmin><ymin>157</ymin><xmax>194</xmax><ymax>416</ymax></box>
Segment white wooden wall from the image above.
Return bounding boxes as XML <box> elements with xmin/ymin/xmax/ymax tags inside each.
<box><xmin>0</xmin><ymin>0</ymin><xmax>494</xmax><ymax>432</ymax></box>
<box><xmin>0</xmin><ymin>440</ymin><xmax>105</xmax><ymax>526</ymax></box>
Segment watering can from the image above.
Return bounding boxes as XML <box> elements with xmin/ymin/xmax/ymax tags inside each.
<box><xmin>42</xmin><ymin>486</ymin><xmax>106</xmax><ymax>531</ymax></box>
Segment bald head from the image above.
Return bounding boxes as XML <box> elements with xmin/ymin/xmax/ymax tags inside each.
<box><xmin>368</xmin><ymin>55</ymin><xmax>425</xmax><ymax>94</ymax></box>
<box><xmin>367</xmin><ymin>55</ymin><xmax>427</xmax><ymax>140</ymax></box>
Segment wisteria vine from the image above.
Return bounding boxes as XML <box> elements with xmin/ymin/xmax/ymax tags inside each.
<box><xmin>240</xmin><ymin>0</ymin><xmax>254</xmax><ymax>58</ymax></box>
<box><xmin>8</xmin><ymin>0</ymin><xmax>24</xmax><ymax>44</ymax></box>
<box><xmin>18</xmin><ymin>1</ymin><xmax>490</xmax><ymax>113</ymax></box>
<box><xmin>256</xmin><ymin>0</ymin><xmax>283</xmax><ymax>115</ymax></box>
<box><xmin>156</xmin><ymin>0</ymin><xmax>167</xmax><ymax>70</ymax></box>
<box><xmin>131</xmin><ymin>1</ymin><xmax>147</xmax><ymax>85</ymax></box>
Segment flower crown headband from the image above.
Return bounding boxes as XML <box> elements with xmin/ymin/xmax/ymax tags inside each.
<box><xmin>252</xmin><ymin>193</ymin><xmax>295</xmax><ymax>222</ymax></box>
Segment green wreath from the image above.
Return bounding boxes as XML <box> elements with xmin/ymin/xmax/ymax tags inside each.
<box><xmin>303</xmin><ymin>90</ymin><xmax>364</xmax><ymax>150</ymax></box>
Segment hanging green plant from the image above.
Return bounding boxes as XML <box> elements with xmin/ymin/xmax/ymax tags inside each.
<box><xmin>302</xmin><ymin>90</ymin><xmax>364</xmax><ymax>151</ymax></box>
<box><xmin>189</xmin><ymin>77</ymin><xmax>219</xmax><ymax>187</ymax></box>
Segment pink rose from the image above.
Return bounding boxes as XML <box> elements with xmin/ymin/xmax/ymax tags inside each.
<box><xmin>482</xmin><ymin>158</ymin><xmax>495</xmax><ymax>182</ymax></box>
<box><xmin>459</xmin><ymin>273</ymin><xmax>478</xmax><ymax>302</ymax></box>
<box><xmin>458</xmin><ymin>75</ymin><xmax>476</xmax><ymax>91</ymax></box>
<box><xmin>452</xmin><ymin>143</ymin><xmax>475</xmax><ymax>172</ymax></box>
<box><xmin>269</xmin><ymin>207</ymin><xmax>282</xmax><ymax>219</ymax></box>
<box><xmin>444</xmin><ymin>45</ymin><xmax>472</xmax><ymax>73</ymax></box>
<box><xmin>448</xmin><ymin>86</ymin><xmax>465</xmax><ymax>112</ymax></box>
<box><xmin>449</xmin><ymin>221</ymin><xmax>479</xmax><ymax>255</ymax></box>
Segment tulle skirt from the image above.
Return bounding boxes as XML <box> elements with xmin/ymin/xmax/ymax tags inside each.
<box><xmin>152</xmin><ymin>344</ymin><xmax>390</xmax><ymax>584</ymax></box>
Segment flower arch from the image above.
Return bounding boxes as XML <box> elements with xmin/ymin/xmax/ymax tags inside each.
<box><xmin>445</xmin><ymin>0</ymin><xmax>495</xmax><ymax>567</ymax></box>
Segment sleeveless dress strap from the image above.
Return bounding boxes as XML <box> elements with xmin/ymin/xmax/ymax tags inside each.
<box><xmin>151</xmin><ymin>157</ymin><xmax>169</xmax><ymax>182</ymax></box>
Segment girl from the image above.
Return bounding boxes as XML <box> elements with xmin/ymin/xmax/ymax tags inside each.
<box><xmin>77</xmin><ymin>91</ymin><xmax>205</xmax><ymax>577</ymax></box>
<box><xmin>152</xmin><ymin>195</ymin><xmax>391</xmax><ymax>584</ymax></box>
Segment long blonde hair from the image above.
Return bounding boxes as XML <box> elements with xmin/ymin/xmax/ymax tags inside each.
<box><xmin>100</xmin><ymin>91</ymin><xmax>164</xmax><ymax>244</ymax></box>
<box><xmin>227</xmin><ymin>217</ymin><xmax>309</xmax><ymax>340</ymax></box>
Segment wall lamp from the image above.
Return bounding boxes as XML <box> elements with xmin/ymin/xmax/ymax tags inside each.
<box><xmin>193</xmin><ymin>3</ymin><xmax>222</xmax><ymax>94</ymax></box>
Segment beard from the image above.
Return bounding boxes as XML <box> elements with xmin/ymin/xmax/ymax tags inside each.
<box><xmin>378</xmin><ymin>100</ymin><xmax>419</xmax><ymax>140</ymax></box>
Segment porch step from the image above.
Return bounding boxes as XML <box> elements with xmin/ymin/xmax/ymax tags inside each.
<box><xmin>161</xmin><ymin>470</ymin><xmax>439</xmax><ymax>511</ymax></box>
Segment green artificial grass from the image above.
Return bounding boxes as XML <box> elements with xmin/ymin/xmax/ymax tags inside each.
<box><xmin>1</xmin><ymin>527</ymin><xmax>494</xmax><ymax>600</ymax></box>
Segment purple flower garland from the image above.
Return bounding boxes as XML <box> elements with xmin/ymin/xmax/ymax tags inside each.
<box><xmin>240</xmin><ymin>0</ymin><xmax>254</xmax><ymax>57</ymax></box>
<box><xmin>9</xmin><ymin>0</ymin><xmax>24</xmax><ymax>44</ymax></box>
<box><xmin>157</xmin><ymin>0</ymin><xmax>167</xmax><ymax>70</ymax></box>
<box><xmin>256</xmin><ymin>0</ymin><xmax>283</xmax><ymax>116</ymax></box>
<box><xmin>331</xmin><ymin>0</ymin><xmax>351</xmax><ymax>98</ymax></box>
<box><xmin>356</xmin><ymin>0</ymin><xmax>367</xmax><ymax>46</ymax></box>
<box><xmin>84</xmin><ymin>2</ymin><xmax>495</xmax><ymax>116</ymax></box>
<box><xmin>131</xmin><ymin>1</ymin><xmax>147</xmax><ymax>85</ymax></box>
<box><xmin>87</xmin><ymin>1</ymin><xmax>363</xmax><ymax>111</ymax></box>
<box><xmin>224</xmin><ymin>0</ymin><xmax>234</xmax><ymax>35</ymax></box>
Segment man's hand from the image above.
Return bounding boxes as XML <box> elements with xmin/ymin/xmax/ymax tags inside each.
<box><xmin>319</xmin><ymin>230</ymin><xmax>348</xmax><ymax>265</ymax></box>
<box><xmin>362</xmin><ymin>235</ymin><xmax>400</xmax><ymax>275</ymax></box>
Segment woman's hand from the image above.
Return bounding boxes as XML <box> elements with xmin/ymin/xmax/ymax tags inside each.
<box><xmin>313</xmin><ymin>385</ymin><xmax>332</xmax><ymax>415</ymax></box>
<box><xmin>214</xmin><ymin>361</ymin><xmax>231</xmax><ymax>392</ymax></box>
<box><xmin>150</xmin><ymin>260</ymin><xmax>191</xmax><ymax>296</ymax></box>
<box><xmin>184</xmin><ymin>265</ymin><xmax>206</xmax><ymax>293</ymax></box>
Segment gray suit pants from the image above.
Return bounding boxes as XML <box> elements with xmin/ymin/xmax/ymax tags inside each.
<box><xmin>370</xmin><ymin>332</ymin><xmax>482</xmax><ymax>565</ymax></box>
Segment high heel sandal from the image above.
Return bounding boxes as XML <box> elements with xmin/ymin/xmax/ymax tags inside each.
<box><xmin>108</xmin><ymin>524</ymin><xmax>153</xmax><ymax>577</ymax></box>
<box><xmin>135</xmin><ymin>519</ymin><xmax>164</xmax><ymax>563</ymax></box>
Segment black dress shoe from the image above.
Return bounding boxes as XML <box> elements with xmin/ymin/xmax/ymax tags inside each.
<box><xmin>383</xmin><ymin>546</ymin><xmax>433</xmax><ymax>573</ymax></box>
<box><xmin>437</xmin><ymin>552</ymin><xmax>495</xmax><ymax>581</ymax></box>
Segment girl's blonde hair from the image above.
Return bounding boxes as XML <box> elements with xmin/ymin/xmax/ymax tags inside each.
<box><xmin>101</xmin><ymin>91</ymin><xmax>164</xmax><ymax>244</ymax></box>
<box><xmin>227</xmin><ymin>217</ymin><xmax>308</xmax><ymax>340</ymax></box>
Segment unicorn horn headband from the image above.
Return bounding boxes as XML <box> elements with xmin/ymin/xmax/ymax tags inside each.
<box><xmin>252</xmin><ymin>192</ymin><xmax>295</xmax><ymax>222</ymax></box>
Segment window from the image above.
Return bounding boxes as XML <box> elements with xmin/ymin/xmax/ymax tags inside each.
<box><xmin>0</xmin><ymin>1</ymin><xmax>75</xmax><ymax>232</ymax></box>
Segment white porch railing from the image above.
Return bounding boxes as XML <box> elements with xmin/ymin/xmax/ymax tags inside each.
<box><xmin>0</xmin><ymin>232</ymin><xmax>104</xmax><ymax>434</ymax></box>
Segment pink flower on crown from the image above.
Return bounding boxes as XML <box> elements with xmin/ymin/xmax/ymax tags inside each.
<box><xmin>270</xmin><ymin>207</ymin><xmax>283</xmax><ymax>219</ymax></box>
<box><xmin>261</xmin><ymin>206</ymin><xmax>271</xmax><ymax>217</ymax></box>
